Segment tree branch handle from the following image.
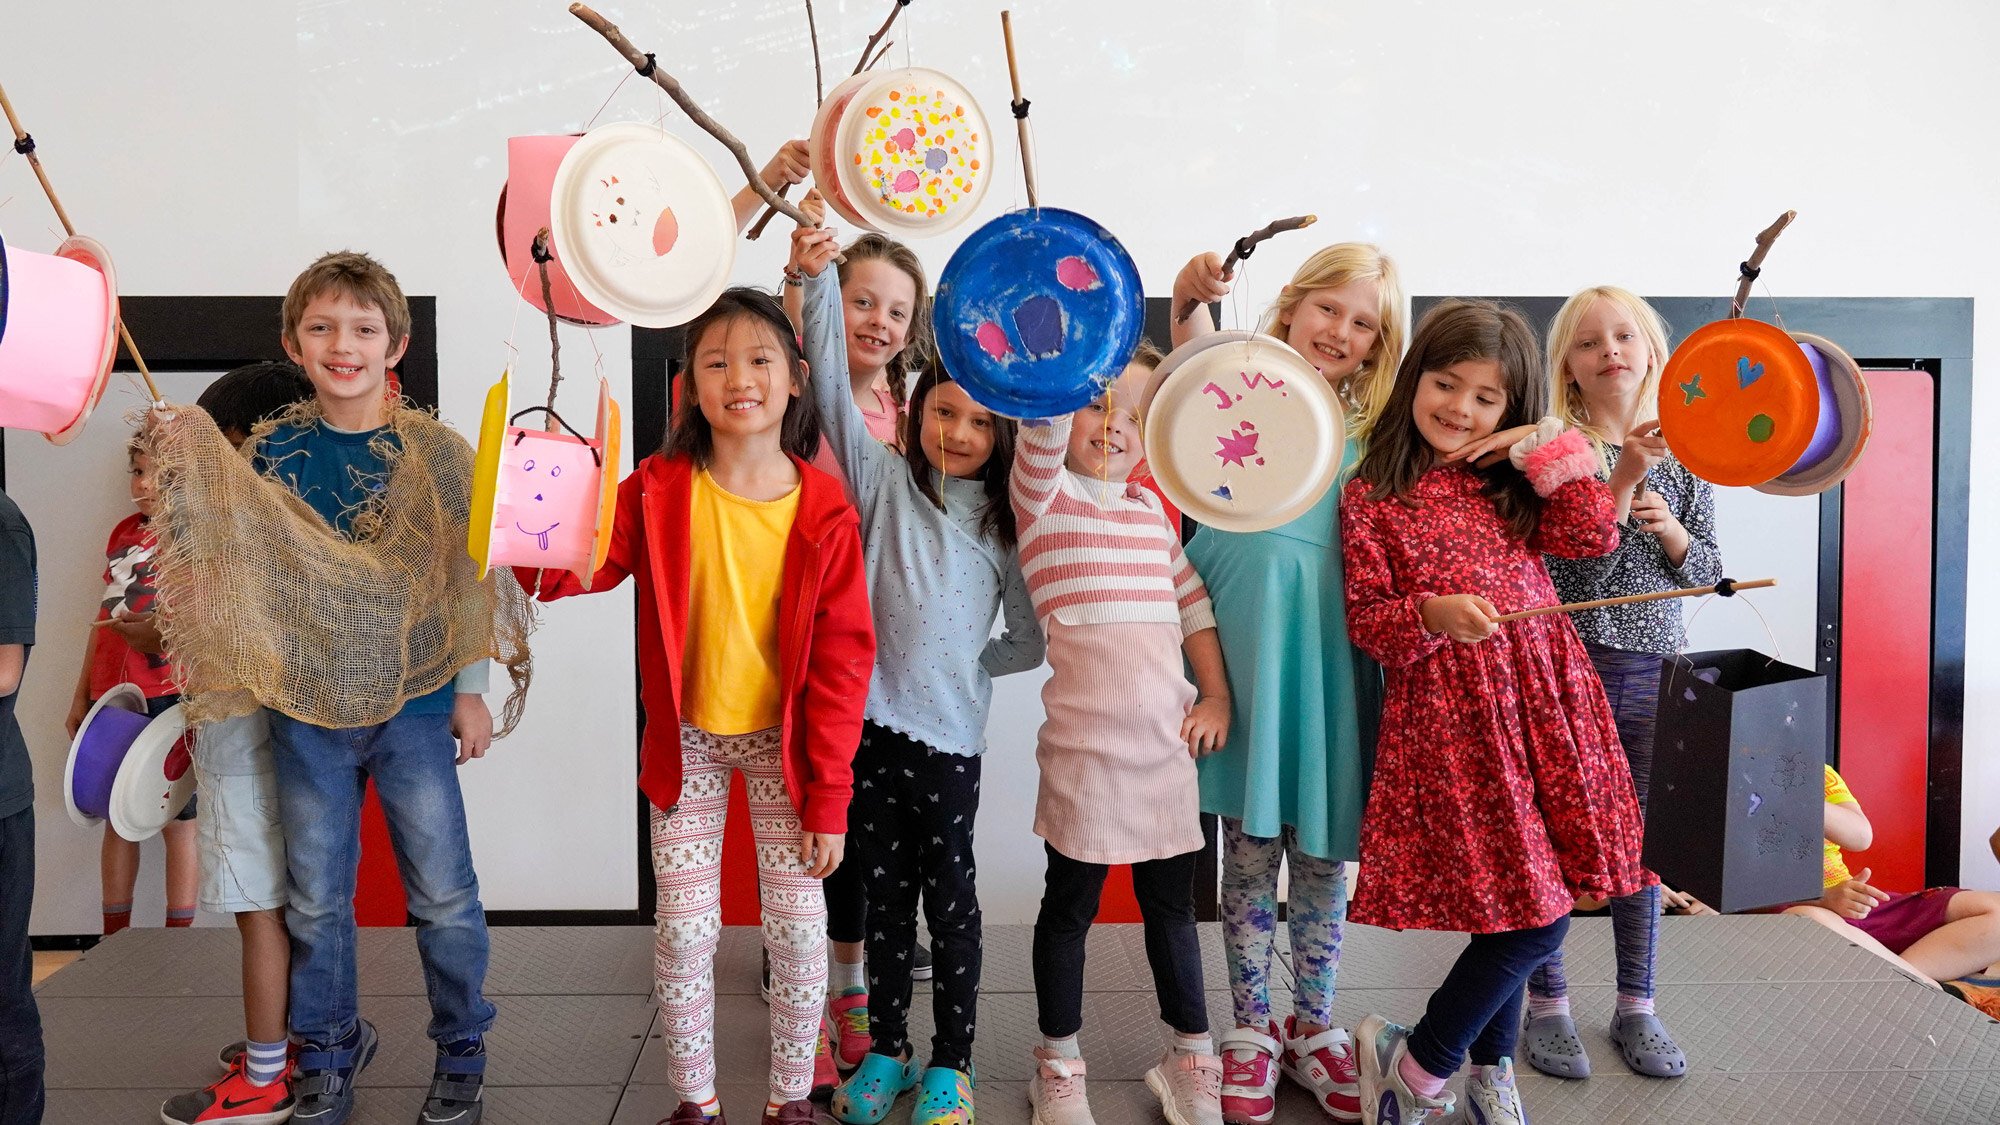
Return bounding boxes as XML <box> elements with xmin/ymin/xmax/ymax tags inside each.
<box><xmin>1173</xmin><ymin>214</ymin><xmax>1317</xmax><ymax>324</ymax></box>
<box><xmin>1730</xmin><ymin>210</ymin><xmax>1795</xmax><ymax>319</ymax></box>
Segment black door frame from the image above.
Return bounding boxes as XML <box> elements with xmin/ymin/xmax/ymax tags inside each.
<box><xmin>1415</xmin><ymin>295</ymin><xmax>1973</xmax><ymax>887</ymax></box>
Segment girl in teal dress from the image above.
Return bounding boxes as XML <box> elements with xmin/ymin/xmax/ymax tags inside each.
<box><xmin>1167</xmin><ymin>242</ymin><xmax>1406</xmax><ymax>1124</ymax></box>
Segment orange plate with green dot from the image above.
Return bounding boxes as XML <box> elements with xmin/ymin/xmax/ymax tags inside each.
<box><xmin>1656</xmin><ymin>317</ymin><xmax>1819</xmax><ymax>487</ymax></box>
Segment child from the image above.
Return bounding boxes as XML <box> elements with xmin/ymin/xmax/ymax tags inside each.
<box><xmin>1170</xmin><ymin>243</ymin><xmax>1406</xmax><ymax>1124</ymax></box>
<box><xmin>790</xmin><ymin>224</ymin><xmax>1042</xmax><ymax>1125</ymax></box>
<box><xmin>150</xmin><ymin>253</ymin><xmax>518</xmax><ymax>1125</ymax></box>
<box><xmin>527</xmin><ymin>287</ymin><xmax>874</xmax><ymax>1125</ymax></box>
<box><xmin>1011</xmin><ymin>348</ymin><xmax>1232</xmax><ymax>1125</ymax></box>
<box><xmin>779</xmin><ymin>209</ymin><xmax>938</xmax><ymax>1073</ymax></box>
<box><xmin>0</xmin><ymin>485</ymin><xmax>41</xmax><ymax>1124</ymax></box>
<box><xmin>66</xmin><ymin>435</ymin><xmax>199</xmax><ymax>937</ymax></box>
<box><xmin>1786</xmin><ymin>766</ymin><xmax>2000</xmax><ymax>1018</ymax></box>
<box><xmin>1340</xmin><ymin>300</ymin><xmax>1652</xmax><ymax>1124</ymax></box>
<box><xmin>156</xmin><ymin>362</ymin><xmax>316</xmax><ymax>1125</ymax></box>
<box><xmin>1512</xmin><ymin>287</ymin><xmax>1718</xmax><ymax>1079</ymax></box>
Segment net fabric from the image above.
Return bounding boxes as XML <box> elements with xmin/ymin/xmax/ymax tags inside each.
<box><xmin>143</xmin><ymin>399</ymin><xmax>535</xmax><ymax>733</ymax></box>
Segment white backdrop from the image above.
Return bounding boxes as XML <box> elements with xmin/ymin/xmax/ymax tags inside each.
<box><xmin>5</xmin><ymin>0</ymin><xmax>1995</xmax><ymax>934</ymax></box>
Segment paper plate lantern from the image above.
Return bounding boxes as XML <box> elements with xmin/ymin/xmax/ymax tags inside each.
<box><xmin>547</xmin><ymin>122</ymin><xmax>736</xmax><ymax>329</ymax></box>
<box><xmin>469</xmin><ymin>371</ymin><xmax>621</xmax><ymax>589</ymax></box>
<box><xmin>1752</xmin><ymin>333</ymin><xmax>1873</xmax><ymax>496</ymax></box>
<box><xmin>0</xmin><ymin>230</ymin><xmax>120</xmax><ymax>444</ymax></box>
<box><xmin>497</xmin><ymin>134</ymin><xmax>619</xmax><ymax>327</ymax></box>
<box><xmin>933</xmin><ymin>208</ymin><xmax>1144</xmax><ymax>418</ymax></box>
<box><xmin>65</xmin><ymin>682</ymin><xmax>196</xmax><ymax>843</ymax></box>
<box><xmin>809</xmin><ymin>67</ymin><xmax>992</xmax><ymax>237</ymax></box>
<box><xmin>1140</xmin><ymin>331</ymin><xmax>1344</xmax><ymax>533</ymax></box>
<box><xmin>1657</xmin><ymin>317</ymin><xmax>1820</xmax><ymax>487</ymax></box>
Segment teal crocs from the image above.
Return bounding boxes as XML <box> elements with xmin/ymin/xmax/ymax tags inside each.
<box><xmin>913</xmin><ymin>1065</ymin><xmax>975</xmax><ymax>1125</ymax></box>
<box><xmin>830</xmin><ymin>1051</ymin><xmax>923</xmax><ymax>1125</ymax></box>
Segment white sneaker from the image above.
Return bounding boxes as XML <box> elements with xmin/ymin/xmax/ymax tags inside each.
<box><xmin>1451</xmin><ymin>1059</ymin><xmax>1525</xmax><ymax>1125</ymax></box>
<box><xmin>1218</xmin><ymin>1024</ymin><xmax>1280</xmax><ymax>1125</ymax></box>
<box><xmin>1144</xmin><ymin>1050</ymin><xmax>1224</xmax><ymax>1125</ymax></box>
<box><xmin>1029</xmin><ymin>1048</ymin><xmax>1096</xmax><ymax>1125</ymax></box>
<box><xmin>1353</xmin><ymin>1015</ymin><xmax>1455</xmax><ymax>1125</ymax></box>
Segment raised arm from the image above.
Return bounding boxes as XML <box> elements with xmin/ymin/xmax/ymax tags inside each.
<box><xmin>794</xmin><ymin>227</ymin><xmax>890</xmax><ymax>498</ymax></box>
<box><xmin>1009</xmin><ymin>413</ymin><xmax>1074</xmax><ymax>525</ymax></box>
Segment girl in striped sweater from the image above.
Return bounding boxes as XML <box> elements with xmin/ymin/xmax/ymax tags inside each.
<box><xmin>1011</xmin><ymin>345</ymin><xmax>1234</xmax><ymax>1125</ymax></box>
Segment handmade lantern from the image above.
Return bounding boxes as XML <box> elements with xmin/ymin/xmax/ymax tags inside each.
<box><xmin>809</xmin><ymin>67</ymin><xmax>992</xmax><ymax>238</ymax></box>
<box><xmin>1141</xmin><ymin>331</ymin><xmax>1345</xmax><ymax>533</ymax></box>
<box><xmin>932</xmin><ymin>207</ymin><xmax>1144</xmax><ymax>419</ymax></box>
<box><xmin>1644</xmin><ymin>651</ymin><xmax>1827</xmax><ymax>913</ymax></box>
<box><xmin>547</xmin><ymin>122</ymin><xmax>736</xmax><ymax>329</ymax></box>
<box><xmin>65</xmin><ymin>682</ymin><xmax>195</xmax><ymax>843</ymax></box>
<box><xmin>1751</xmin><ymin>333</ymin><xmax>1873</xmax><ymax>496</ymax></box>
<box><xmin>468</xmin><ymin>372</ymin><xmax>621</xmax><ymax>589</ymax></box>
<box><xmin>0</xmin><ymin>230</ymin><xmax>120</xmax><ymax>443</ymax></box>
<box><xmin>498</xmin><ymin>134</ymin><xmax>619</xmax><ymax>327</ymax></box>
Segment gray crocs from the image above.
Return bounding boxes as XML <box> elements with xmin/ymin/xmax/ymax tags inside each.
<box><xmin>1521</xmin><ymin>1012</ymin><xmax>1591</xmax><ymax>1079</ymax></box>
<box><xmin>1609</xmin><ymin>1010</ymin><xmax>1687</xmax><ymax>1077</ymax></box>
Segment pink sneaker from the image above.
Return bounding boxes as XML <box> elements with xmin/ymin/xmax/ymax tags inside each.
<box><xmin>1280</xmin><ymin>1017</ymin><xmax>1361</xmax><ymax>1123</ymax></box>
<box><xmin>1218</xmin><ymin>1024</ymin><xmax>1280</xmax><ymax>1125</ymax></box>
<box><xmin>829</xmin><ymin>988</ymin><xmax>871</xmax><ymax>1072</ymax></box>
<box><xmin>1028</xmin><ymin>1047</ymin><xmax>1095</xmax><ymax>1125</ymax></box>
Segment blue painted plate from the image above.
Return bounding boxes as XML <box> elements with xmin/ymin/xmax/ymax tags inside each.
<box><xmin>932</xmin><ymin>207</ymin><xmax>1144</xmax><ymax>418</ymax></box>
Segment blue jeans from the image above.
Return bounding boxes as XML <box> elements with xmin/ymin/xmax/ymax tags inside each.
<box><xmin>0</xmin><ymin>807</ymin><xmax>44</xmax><ymax>1125</ymax></box>
<box><xmin>269</xmin><ymin>710</ymin><xmax>496</xmax><ymax>1044</ymax></box>
<box><xmin>1409</xmin><ymin>916</ymin><xmax>1571</xmax><ymax>1076</ymax></box>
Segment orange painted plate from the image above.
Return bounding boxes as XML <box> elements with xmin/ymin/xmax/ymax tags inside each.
<box><xmin>1657</xmin><ymin>317</ymin><xmax>1819</xmax><ymax>487</ymax></box>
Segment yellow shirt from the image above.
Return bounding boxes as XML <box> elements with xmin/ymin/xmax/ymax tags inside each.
<box><xmin>682</xmin><ymin>470</ymin><xmax>801</xmax><ymax>735</ymax></box>
<box><xmin>1823</xmin><ymin>765</ymin><xmax>1857</xmax><ymax>888</ymax></box>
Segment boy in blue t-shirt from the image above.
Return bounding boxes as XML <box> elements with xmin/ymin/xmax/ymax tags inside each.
<box><xmin>162</xmin><ymin>252</ymin><xmax>498</xmax><ymax>1125</ymax></box>
<box><xmin>0</xmin><ymin>485</ymin><xmax>42</xmax><ymax>1124</ymax></box>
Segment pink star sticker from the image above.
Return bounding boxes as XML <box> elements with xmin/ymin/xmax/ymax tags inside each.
<box><xmin>1214</xmin><ymin>424</ymin><xmax>1260</xmax><ymax>468</ymax></box>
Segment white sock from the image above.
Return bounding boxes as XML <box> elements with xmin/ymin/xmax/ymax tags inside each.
<box><xmin>1616</xmin><ymin>993</ymin><xmax>1655</xmax><ymax>1016</ymax></box>
<box><xmin>1526</xmin><ymin>993</ymin><xmax>1571</xmax><ymax>1021</ymax></box>
<box><xmin>1042</xmin><ymin>1034</ymin><xmax>1081</xmax><ymax>1059</ymax></box>
<box><xmin>1170</xmin><ymin>1029</ymin><xmax>1215</xmax><ymax>1057</ymax></box>
<box><xmin>244</xmin><ymin>1039</ymin><xmax>288</xmax><ymax>1086</ymax></box>
<box><xmin>686</xmin><ymin>1088</ymin><xmax>720</xmax><ymax>1117</ymax></box>
<box><xmin>833</xmin><ymin>957</ymin><xmax>867</xmax><ymax>994</ymax></box>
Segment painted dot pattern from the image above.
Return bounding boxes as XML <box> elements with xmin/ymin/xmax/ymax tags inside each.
<box><xmin>854</xmin><ymin>84</ymin><xmax>984</xmax><ymax>220</ymax></box>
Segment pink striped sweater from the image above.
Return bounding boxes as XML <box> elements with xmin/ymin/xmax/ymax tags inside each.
<box><xmin>1009</xmin><ymin>413</ymin><xmax>1217</xmax><ymax>637</ymax></box>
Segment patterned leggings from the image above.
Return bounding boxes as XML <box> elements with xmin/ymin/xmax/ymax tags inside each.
<box><xmin>1529</xmin><ymin>643</ymin><xmax>1662</xmax><ymax>1000</ymax></box>
<box><xmin>1219</xmin><ymin>817</ymin><xmax>1348</xmax><ymax>1028</ymax></box>
<box><xmin>652</xmin><ymin>724</ymin><xmax>827</xmax><ymax>1103</ymax></box>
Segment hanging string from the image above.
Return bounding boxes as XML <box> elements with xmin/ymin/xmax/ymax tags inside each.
<box><xmin>582</xmin><ymin>67</ymin><xmax>636</xmax><ymax>131</ymax></box>
<box><xmin>1662</xmin><ymin>586</ymin><xmax>1788</xmax><ymax>700</ymax></box>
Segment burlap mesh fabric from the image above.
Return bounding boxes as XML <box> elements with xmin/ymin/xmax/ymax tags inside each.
<box><xmin>144</xmin><ymin>399</ymin><xmax>534</xmax><ymax>734</ymax></box>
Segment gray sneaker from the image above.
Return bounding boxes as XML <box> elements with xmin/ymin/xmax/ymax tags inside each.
<box><xmin>1352</xmin><ymin>1014</ymin><xmax>1454</xmax><ymax>1125</ymax></box>
<box><xmin>1450</xmin><ymin>1059</ymin><xmax>1525</xmax><ymax>1125</ymax></box>
<box><xmin>1144</xmin><ymin>1050</ymin><xmax>1223</xmax><ymax>1125</ymax></box>
<box><xmin>1028</xmin><ymin>1048</ymin><xmax>1095</xmax><ymax>1125</ymax></box>
<box><xmin>291</xmin><ymin>1018</ymin><xmax>378</xmax><ymax>1125</ymax></box>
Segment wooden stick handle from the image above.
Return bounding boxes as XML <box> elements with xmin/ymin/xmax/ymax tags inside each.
<box><xmin>1494</xmin><ymin>578</ymin><xmax>1776</xmax><ymax>624</ymax></box>
<box><xmin>1000</xmin><ymin>10</ymin><xmax>1037</xmax><ymax>209</ymax></box>
<box><xmin>1173</xmin><ymin>214</ymin><xmax>1317</xmax><ymax>324</ymax></box>
<box><xmin>0</xmin><ymin>78</ymin><xmax>163</xmax><ymax>402</ymax></box>
<box><xmin>569</xmin><ymin>4</ymin><xmax>820</xmax><ymax>230</ymax></box>
<box><xmin>1730</xmin><ymin>210</ymin><xmax>1795</xmax><ymax>319</ymax></box>
<box><xmin>852</xmin><ymin>0</ymin><xmax>909</xmax><ymax>77</ymax></box>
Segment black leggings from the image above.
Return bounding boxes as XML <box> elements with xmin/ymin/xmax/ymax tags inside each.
<box><xmin>1408</xmin><ymin>915</ymin><xmax>1571</xmax><ymax>1077</ymax></box>
<box><xmin>1032</xmin><ymin>843</ymin><xmax>1207</xmax><ymax>1040</ymax></box>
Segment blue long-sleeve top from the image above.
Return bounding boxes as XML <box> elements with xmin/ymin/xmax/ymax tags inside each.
<box><xmin>800</xmin><ymin>268</ymin><xmax>1044</xmax><ymax>756</ymax></box>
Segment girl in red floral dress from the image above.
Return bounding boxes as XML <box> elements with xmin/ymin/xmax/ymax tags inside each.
<box><xmin>1337</xmin><ymin>299</ymin><xmax>1653</xmax><ymax>1125</ymax></box>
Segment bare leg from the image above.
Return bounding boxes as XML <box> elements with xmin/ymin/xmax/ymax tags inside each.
<box><xmin>1783</xmin><ymin>905</ymin><xmax>1942</xmax><ymax>990</ymax></box>
<box><xmin>236</xmin><ymin>909</ymin><xmax>290</xmax><ymax>1043</ymax></box>
<box><xmin>101</xmin><ymin>828</ymin><xmax>139</xmax><ymax>916</ymax></box>
<box><xmin>161</xmin><ymin>819</ymin><xmax>200</xmax><ymax>916</ymax></box>
<box><xmin>1897</xmin><ymin>891</ymin><xmax>2000</xmax><ymax>983</ymax></box>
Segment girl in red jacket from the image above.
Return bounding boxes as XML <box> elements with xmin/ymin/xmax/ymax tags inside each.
<box><xmin>529</xmin><ymin>287</ymin><xmax>875</xmax><ymax>1125</ymax></box>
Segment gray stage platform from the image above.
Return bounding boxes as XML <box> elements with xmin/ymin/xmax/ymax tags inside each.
<box><xmin>34</xmin><ymin>917</ymin><xmax>2000</xmax><ymax>1123</ymax></box>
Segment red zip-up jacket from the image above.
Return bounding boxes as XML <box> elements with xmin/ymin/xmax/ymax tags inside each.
<box><xmin>522</xmin><ymin>451</ymin><xmax>875</xmax><ymax>834</ymax></box>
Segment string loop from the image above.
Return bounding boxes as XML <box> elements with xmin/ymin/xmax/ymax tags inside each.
<box><xmin>635</xmin><ymin>52</ymin><xmax>657</xmax><ymax>77</ymax></box>
<box><xmin>10</xmin><ymin>134</ymin><xmax>31</xmax><ymax>155</ymax></box>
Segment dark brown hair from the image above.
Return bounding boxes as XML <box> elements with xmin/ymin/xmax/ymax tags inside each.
<box><xmin>838</xmin><ymin>233</ymin><xmax>936</xmax><ymax>419</ymax></box>
<box><xmin>1354</xmin><ymin>299</ymin><xmax>1549</xmax><ymax>541</ymax></box>
<box><xmin>283</xmin><ymin>251</ymin><xmax>411</xmax><ymax>349</ymax></box>
<box><xmin>665</xmin><ymin>288</ymin><xmax>822</xmax><ymax>467</ymax></box>
<box><xmin>902</xmin><ymin>367</ymin><xmax>1018</xmax><ymax>549</ymax></box>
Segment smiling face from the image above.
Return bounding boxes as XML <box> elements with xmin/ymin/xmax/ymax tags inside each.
<box><xmin>1064</xmin><ymin>361</ymin><xmax>1150</xmax><ymax>480</ymax></box>
<box><xmin>1413</xmin><ymin>357</ymin><xmax>1509</xmax><ymax>455</ymax></box>
<box><xmin>1564</xmin><ymin>297</ymin><xmax>1654</xmax><ymax>408</ymax></box>
<box><xmin>842</xmin><ymin>257</ymin><xmax>917</xmax><ymax>379</ymax></box>
<box><xmin>916</xmin><ymin>379</ymin><xmax>997</xmax><ymax>479</ymax></box>
<box><xmin>687</xmin><ymin>313</ymin><xmax>802</xmax><ymax>446</ymax></box>
<box><xmin>282</xmin><ymin>291</ymin><xmax>409</xmax><ymax>425</ymax></box>
<box><xmin>495</xmin><ymin>432</ymin><xmax>599</xmax><ymax>558</ymax></box>
<box><xmin>1280</xmin><ymin>277</ymin><xmax>1382</xmax><ymax>381</ymax></box>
